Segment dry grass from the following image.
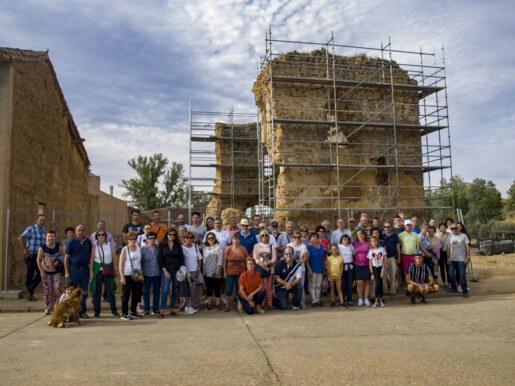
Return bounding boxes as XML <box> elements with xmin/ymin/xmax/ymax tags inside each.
<box><xmin>471</xmin><ymin>252</ymin><xmax>515</xmax><ymax>278</ymax></box>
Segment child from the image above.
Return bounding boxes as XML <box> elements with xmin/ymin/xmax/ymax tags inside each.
<box><xmin>368</xmin><ymin>236</ymin><xmax>387</xmax><ymax>307</ymax></box>
<box><xmin>338</xmin><ymin>234</ymin><xmax>355</xmax><ymax>306</ymax></box>
<box><xmin>326</xmin><ymin>244</ymin><xmax>345</xmax><ymax>308</ymax></box>
<box><xmin>58</xmin><ymin>284</ymin><xmax>75</xmax><ymax>304</ymax></box>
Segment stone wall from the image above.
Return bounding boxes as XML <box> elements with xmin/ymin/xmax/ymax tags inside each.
<box><xmin>1</xmin><ymin>57</ymin><xmax>99</xmax><ymax>289</ymax></box>
<box><xmin>252</xmin><ymin>50</ymin><xmax>425</xmax><ymax>228</ymax></box>
<box><xmin>206</xmin><ymin>122</ymin><xmax>259</xmax><ymax>217</ymax></box>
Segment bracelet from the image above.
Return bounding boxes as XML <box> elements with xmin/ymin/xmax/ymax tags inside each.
<box><xmin>381</xmin><ymin>269</ymin><xmax>385</xmax><ymax>272</ymax></box>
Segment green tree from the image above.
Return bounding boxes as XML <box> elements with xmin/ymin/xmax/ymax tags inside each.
<box><xmin>506</xmin><ymin>180</ymin><xmax>515</xmax><ymax>211</ymax></box>
<box><xmin>120</xmin><ymin>154</ymin><xmax>198</xmax><ymax>210</ymax></box>
<box><xmin>465</xmin><ymin>178</ymin><xmax>503</xmax><ymax>223</ymax></box>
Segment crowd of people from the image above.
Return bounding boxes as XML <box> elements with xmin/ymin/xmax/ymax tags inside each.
<box><xmin>18</xmin><ymin>210</ymin><xmax>472</xmax><ymax>320</ymax></box>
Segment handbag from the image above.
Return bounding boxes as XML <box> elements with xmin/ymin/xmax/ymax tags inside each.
<box><xmin>177</xmin><ymin>279</ymin><xmax>190</xmax><ymax>297</ymax></box>
<box><xmin>98</xmin><ymin>244</ymin><xmax>115</xmax><ymax>278</ymax></box>
<box><xmin>321</xmin><ymin>276</ymin><xmax>329</xmax><ymax>290</ymax></box>
<box><xmin>255</xmin><ymin>245</ymin><xmax>273</xmax><ymax>278</ymax></box>
<box><xmin>127</xmin><ymin>246</ymin><xmax>144</xmax><ymax>282</ymax></box>
<box><xmin>194</xmin><ymin>244</ymin><xmax>205</xmax><ymax>285</ymax></box>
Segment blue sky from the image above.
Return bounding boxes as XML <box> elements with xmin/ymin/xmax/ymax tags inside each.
<box><xmin>1</xmin><ymin>0</ymin><xmax>514</xmax><ymax>197</ymax></box>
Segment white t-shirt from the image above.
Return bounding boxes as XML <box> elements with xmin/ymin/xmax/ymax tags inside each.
<box><xmin>137</xmin><ymin>234</ymin><xmax>148</xmax><ymax>248</ymax></box>
<box><xmin>331</xmin><ymin>228</ymin><xmax>354</xmax><ymax>245</ymax></box>
<box><xmin>123</xmin><ymin>246</ymin><xmax>142</xmax><ymax>276</ymax></box>
<box><xmin>202</xmin><ymin>230</ymin><xmax>232</xmax><ymax>252</ymax></box>
<box><xmin>182</xmin><ymin>244</ymin><xmax>203</xmax><ymax>272</ymax></box>
<box><xmin>93</xmin><ymin>242</ymin><xmax>113</xmax><ymax>267</ymax></box>
<box><xmin>449</xmin><ymin>233</ymin><xmax>470</xmax><ymax>262</ymax></box>
<box><xmin>367</xmin><ymin>247</ymin><xmax>387</xmax><ymax>268</ymax></box>
<box><xmin>286</xmin><ymin>243</ymin><xmax>308</xmax><ymax>272</ymax></box>
<box><xmin>338</xmin><ymin>244</ymin><xmax>355</xmax><ymax>269</ymax></box>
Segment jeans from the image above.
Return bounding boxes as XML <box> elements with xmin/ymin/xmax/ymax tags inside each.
<box><xmin>341</xmin><ymin>268</ymin><xmax>353</xmax><ymax>302</ymax></box>
<box><xmin>238</xmin><ymin>292</ymin><xmax>266</xmax><ymax>314</ymax></box>
<box><xmin>160</xmin><ymin>270</ymin><xmax>178</xmax><ymax>311</ymax></box>
<box><xmin>225</xmin><ymin>274</ymin><xmax>241</xmax><ymax>297</ymax></box>
<box><xmin>25</xmin><ymin>254</ymin><xmax>41</xmax><ymax>294</ymax></box>
<box><xmin>449</xmin><ymin>261</ymin><xmax>468</xmax><ymax>294</ymax></box>
<box><xmin>92</xmin><ymin>272</ymin><xmax>117</xmax><ymax>315</ymax></box>
<box><xmin>143</xmin><ymin>275</ymin><xmax>161</xmax><ymax>313</ymax></box>
<box><xmin>273</xmin><ymin>283</ymin><xmax>303</xmax><ymax>310</ymax></box>
<box><xmin>68</xmin><ymin>266</ymin><xmax>89</xmax><ymax>316</ymax></box>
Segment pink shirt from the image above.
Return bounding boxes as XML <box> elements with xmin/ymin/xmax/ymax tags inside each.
<box><xmin>352</xmin><ymin>241</ymin><xmax>370</xmax><ymax>266</ymax></box>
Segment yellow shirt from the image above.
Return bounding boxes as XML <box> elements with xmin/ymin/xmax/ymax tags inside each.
<box><xmin>327</xmin><ymin>255</ymin><xmax>343</xmax><ymax>278</ymax></box>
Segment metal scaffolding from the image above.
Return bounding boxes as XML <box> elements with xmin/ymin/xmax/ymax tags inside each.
<box><xmin>256</xmin><ymin>29</ymin><xmax>453</xmax><ymax>222</ymax></box>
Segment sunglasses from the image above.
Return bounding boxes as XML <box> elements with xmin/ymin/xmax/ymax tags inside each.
<box><xmin>384</xmin><ymin>226</ymin><xmax>391</xmax><ymax>228</ymax></box>
<box><xmin>293</xmin><ymin>236</ymin><xmax>300</xmax><ymax>239</ymax></box>
<box><xmin>261</xmin><ymin>235</ymin><xmax>269</xmax><ymax>237</ymax></box>
<box><xmin>148</xmin><ymin>237</ymin><xmax>156</xmax><ymax>240</ymax></box>
<box><xmin>285</xmin><ymin>252</ymin><xmax>293</xmax><ymax>256</ymax></box>
<box><xmin>241</xmin><ymin>224</ymin><xmax>249</xmax><ymax>227</ymax></box>
<box><xmin>185</xmin><ymin>236</ymin><xmax>193</xmax><ymax>239</ymax></box>
<box><xmin>167</xmin><ymin>234</ymin><xmax>176</xmax><ymax>237</ymax></box>
<box><xmin>259</xmin><ymin>227</ymin><xmax>265</xmax><ymax>230</ymax></box>
<box><xmin>207</xmin><ymin>237</ymin><xmax>215</xmax><ymax>240</ymax></box>
<box><xmin>128</xmin><ymin>238</ymin><xmax>137</xmax><ymax>241</ymax></box>
<box><xmin>97</xmin><ymin>233</ymin><xmax>106</xmax><ymax>237</ymax></box>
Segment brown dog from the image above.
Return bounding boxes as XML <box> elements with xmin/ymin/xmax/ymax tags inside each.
<box><xmin>48</xmin><ymin>287</ymin><xmax>83</xmax><ymax>328</ymax></box>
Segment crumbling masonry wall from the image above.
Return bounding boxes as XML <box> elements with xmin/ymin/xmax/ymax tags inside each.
<box><xmin>252</xmin><ymin>50</ymin><xmax>425</xmax><ymax>228</ymax></box>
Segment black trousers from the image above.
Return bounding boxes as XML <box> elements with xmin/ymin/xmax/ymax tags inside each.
<box><xmin>205</xmin><ymin>276</ymin><xmax>221</xmax><ymax>297</ymax></box>
<box><xmin>122</xmin><ymin>276</ymin><xmax>143</xmax><ymax>315</ymax></box>
<box><xmin>25</xmin><ymin>254</ymin><xmax>41</xmax><ymax>294</ymax></box>
<box><xmin>372</xmin><ymin>266</ymin><xmax>384</xmax><ymax>299</ymax></box>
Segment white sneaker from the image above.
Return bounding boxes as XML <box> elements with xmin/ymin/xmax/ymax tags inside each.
<box><xmin>292</xmin><ymin>306</ymin><xmax>299</xmax><ymax>311</ymax></box>
<box><xmin>457</xmin><ymin>285</ymin><xmax>462</xmax><ymax>292</ymax></box>
<box><xmin>136</xmin><ymin>303</ymin><xmax>144</xmax><ymax>313</ymax></box>
<box><xmin>357</xmin><ymin>299</ymin><xmax>363</xmax><ymax>307</ymax></box>
<box><xmin>364</xmin><ymin>299</ymin><xmax>371</xmax><ymax>307</ymax></box>
<box><xmin>372</xmin><ymin>302</ymin><xmax>379</xmax><ymax>308</ymax></box>
<box><xmin>185</xmin><ymin>306</ymin><xmax>195</xmax><ymax>315</ymax></box>
<box><xmin>380</xmin><ymin>301</ymin><xmax>385</xmax><ymax>307</ymax></box>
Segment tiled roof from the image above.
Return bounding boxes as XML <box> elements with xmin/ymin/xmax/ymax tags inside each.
<box><xmin>0</xmin><ymin>47</ymin><xmax>91</xmax><ymax>166</ymax></box>
<box><xmin>0</xmin><ymin>47</ymin><xmax>49</xmax><ymax>62</ymax></box>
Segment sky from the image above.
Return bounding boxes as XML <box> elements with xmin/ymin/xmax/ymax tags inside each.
<box><xmin>1</xmin><ymin>0</ymin><xmax>514</xmax><ymax>198</ymax></box>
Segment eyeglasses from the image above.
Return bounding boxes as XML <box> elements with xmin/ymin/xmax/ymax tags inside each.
<box><xmin>128</xmin><ymin>238</ymin><xmax>137</xmax><ymax>241</ymax></box>
<box><xmin>384</xmin><ymin>226</ymin><xmax>391</xmax><ymax>228</ymax></box>
<box><xmin>260</xmin><ymin>235</ymin><xmax>269</xmax><ymax>237</ymax></box>
<box><xmin>259</xmin><ymin>227</ymin><xmax>265</xmax><ymax>230</ymax></box>
<box><xmin>185</xmin><ymin>236</ymin><xmax>193</xmax><ymax>239</ymax></box>
<box><xmin>293</xmin><ymin>236</ymin><xmax>300</xmax><ymax>239</ymax></box>
<box><xmin>148</xmin><ymin>237</ymin><xmax>156</xmax><ymax>240</ymax></box>
<box><xmin>167</xmin><ymin>234</ymin><xmax>176</xmax><ymax>237</ymax></box>
<box><xmin>97</xmin><ymin>233</ymin><xmax>106</xmax><ymax>237</ymax></box>
<box><xmin>285</xmin><ymin>252</ymin><xmax>293</xmax><ymax>256</ymax></box>
<box><xmin>207</xmin><ymin>237</ymin><xmax>215</xmax><ymax>240</ymax></box>
<box><xmin>241</xmin><ymin>224</ymin><xmax>249</xmax><ymax>227</ymax></box>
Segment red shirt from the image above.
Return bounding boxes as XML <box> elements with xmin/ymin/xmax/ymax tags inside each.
<box><xmin>238</xmin><ymin>270</ymin><xmax>261</xmax><ymax>295</ymax></box>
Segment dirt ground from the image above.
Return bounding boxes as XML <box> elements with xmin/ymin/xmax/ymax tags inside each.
<box><xmin>1</xmin><ymin>273</ymin><xmax>514</xmax><ymax>385</ymax></box>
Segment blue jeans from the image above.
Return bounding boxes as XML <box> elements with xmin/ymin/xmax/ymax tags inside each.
<box><xmin>238</xmin><ymin>292</ymin><xmax>266</xmax><ymax>314</ymax></box>
<box><xmin>24</xmin><ymin>254</ymin><xmax>41</xmax><ymax>294</ymax></box>
<box><xmin>341</xmin><ymin>268</ymin><xmax>353</xmax><ymax>302</ymax></box>
<box><xmin>160</xmin><ymin>271</ymin><xmax>178</xmax><ymax>311</ymax></box>
<box><xmin>449</xmin><ymin>261</ymin><xmax>468</xmax><ymax>294</ymax></box>
<box><xmin>68</xmin><ymin>266</ymin><xmax>89</xmax><ymax>316</ymax></box>
<box><xmin>273</xmin><ymin>284</ymin><xmax>303</xmax><ymax>310</ymax></box>
<box><xmin>143</xmin><ymin>275</ymin><xmax>161</xmax><ymax>313</ymax></box>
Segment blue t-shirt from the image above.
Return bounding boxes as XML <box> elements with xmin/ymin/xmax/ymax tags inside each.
<box><xmin>380</xmin><ymin>232</ymin><xmax>400</xmax><ymax>258</ymax></box>
<box><xmin>307</xmin><ymin>245</ymin><xmax>325</xmax><ymax>274</ymax></box>
<box><xmin>66</xmin><ymin>237</ymin><xmax>92</xmax><ymax>267</ymax></box>
<box><xmin>412</xmin><ymin>226</ymin><xmax>421</xmax><ymax>234</ymax></box>
<box><xmin>236</xmin><ymin>231</ymin><xmax>258</xmax><ymax>255</ymax></box>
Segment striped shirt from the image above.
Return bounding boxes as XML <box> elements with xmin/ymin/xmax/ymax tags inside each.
<box><xmin>274</xmin><ymin>259</ymin><xmax>302</xmax><ymax>289</ymax></box>
<box><xmin>21</xmin><ymin>224</ymin><xmax>47</xmax><ymax>254</ymax></box>
<box><xmin>406</xmin><ymin>263</ymin><xmax>432</xmax><ymax>284</ymax></box>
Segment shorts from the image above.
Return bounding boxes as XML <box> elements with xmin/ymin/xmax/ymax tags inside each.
<box><xmin>354</xmin><ymin>264</ymin><xmax>371</xmax><ymax>281</ymax></box>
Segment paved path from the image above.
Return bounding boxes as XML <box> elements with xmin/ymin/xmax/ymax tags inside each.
<box><xmin>1</xmin><ymin>278</ymin><xmax>514</xmax><ymax>385</ymax></box>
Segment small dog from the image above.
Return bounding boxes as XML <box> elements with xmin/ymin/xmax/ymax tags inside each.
<box><xmin>48</xmin><ymin>287</ymin><xmax>83</xmax><ymax>328</ymax></box>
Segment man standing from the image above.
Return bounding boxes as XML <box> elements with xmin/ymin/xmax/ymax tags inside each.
<box><xmin>122</xmin><ymin>209</ymin><xmax>143</xmax><ymax>245</ymax></box>
<box><xmin>447</xmin><ymin>223</ymin><xmax>471</xmax><ymax>297</ymax></box>
<box><xmin>64</xmin><ymin>223</ymin><xmax>92</xmax><ymax>318</ymax></box>
<box><xmin>331</xmin><ymin>218</ymin><xmax>353</xmax><ymax>245</ymax></box>
<box><xmin>277</xmin><ymin>221</ymin><xmax>295</xmax><ymax>255</ymax></box>
<box><xmin>347</xmin><ymin>218</ymin><xmax>357</xmax><ymax>240</ymax></box>
<box><xmin>187</xmin><ymin>211</ymin><xmax>206</xmax><ymax>243</ymax></box>
<box><xmin>398</xmin><ymin>220</ymin><xmax>431</xmax><ymax>283</ymax></box>
<box><xmin>392</xmin><ymin>215</ymin><xmax>405</xmax><ymax>235</ymax></box>
<box><xmin>176</xmin><ymin>214</ymin><xmax>187</xmax><ymax>226</ymax></box>
<box><xmin>273</xmin><ymin>246</ymin><xmax>303</xmax><ymax>310</ymax></box>
<box><xmin>90</xmin><ymin>220</ymin><xmax>116</xmax><ymax>246</ymax></box>
<box><xmin>406</xmin><ymin>254</ymin><xmax>440</xmax><ymax>304</ymax></box>
<box><xmin>411</xmin><ymin>216</ymin><xmax>421</xmax><ymax>234</ymax></box>
<box><xmin>372</xmin><ymin>217</ymin><xmax>383</xmax><ymax>233</ymax></box>
<box><xmin>236</xmin><ymin>219</ymin><xmax>258</xmax><ymax>255</ymax></box>
<box><xmin>150</xmin><ymin>210</ymin><xmax>168</xmax><ymax>243</ymax></box>
<box><xmin>380</xmin><ymin>220</ymin><xmax>401</xmax><ymax>295</ymax></box>
<box><xmin>249</xmin><ymin>215</ymin><xmax>262</xmax><ymax>236</ymax></box>
<box><xmin>18</xmin><ymin>214</ymin><xmax>46</xmax><ymax>300</ymax></box>
<box><xmin>321</xmin><ymin>219</ymin><xmax>332</xmax><ymax>241</ymax></box>
<box><xmin>226</xmin><ymin>216</ymin><xmax>240</xmax><ymax>236</ymax></box>
<box><xmin>269</xmin><ymin>221</ymin><xmax>281</xmax><ymax>245</ymax></box>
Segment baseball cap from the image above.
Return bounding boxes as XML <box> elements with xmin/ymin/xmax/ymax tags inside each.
<box><xmin>404</xmin><ymin>219</ymin><xmax>413</xmax><ymax>226</ymax></box>
<box><xmin>271</xmin><ymin>221</ymin><xmax>279</xmax><ymax>227</ymax></box>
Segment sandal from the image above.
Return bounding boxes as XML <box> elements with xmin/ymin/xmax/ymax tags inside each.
<box><xmin>224</xmin><ymin>308</ymin><xmax>230</xmax><ymax>312</ymax></box>
<box><xmin>206</xmin><ymin>305</ymin><xmax>212</xmax><ymax>311</ymax></box>
<box><xmin>215</xmin><ymin>305</ymin><xmax>221</xmax><ymax>311</ymax></box>
<box><xmin>169</xmin><ymin>311</ymin><xmax>178</xmax><ymax>317</ymax></box>
<box><xmin>157</xmin><ymin>314</ymin><xmax>164</xmax><ymax>319</ymax></box>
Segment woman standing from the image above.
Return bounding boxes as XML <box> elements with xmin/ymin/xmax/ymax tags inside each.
<box><xmin>202</xmin><ymin>232</ymin><xmax>224</xmax><ymax>310</ymax></box>
<box><xmin>89</xmin><ymin>230</ymin><xmax>119</xmax><ymax>318</ymax></box>
<box><xmin>36</xmin><ymin>230</ymin><xmax>63</xmax><ymax>315</ymax></box>
<box><xmin>316</xmin><ymin>225</ymin><xmax>330</xmax><ymax>253</ymax></box>
<box><xmin>252</xmin><ymin>230</ymin><xmax>277</xmax><ymax>310</ymax></box>
<box><xmin>158</xmin><ymin>229</ymin><xmax>184</xmax><ymax>318</ymax></box>
<box><xmin>182</xmin><ymin>231</ymin><xmax>203</xmax><ymax>314</ymax></box>
<box><xmin>224</xmin><ymin>233</ymin><xmax>248</xmax><ymax>312</ymax></box>
<box><xmin>142</xmin><ymin>231</ymin><xmax>160</xmax><ymax>316</ymax></box>
<box><xmin>119</xmin><ymin>231</ymin><xmax>143</xmax><ymax>320</ymax></box>
<box><xmin>287</xmin><ymin>231</ymin><xmax>309</xmax><ymax>309</ymax></box>
<box><xmin>438</xmin><ymin>223</ymin><xmax>450</xmax><ymax>288</ymax></box>
<box><xmin>306</xmin><ymin>232</ymin><xmax>325</xmax><ymax>307</ymax></box>
<box><xmin>353</xmin><ymin>229</ymin><xmax>371</xmax><ymax>307</ymax></box>
<box><xmin>299</xmin><ymin>226</ymin><xmax>310</xmax><ymax>247</ymax></box>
